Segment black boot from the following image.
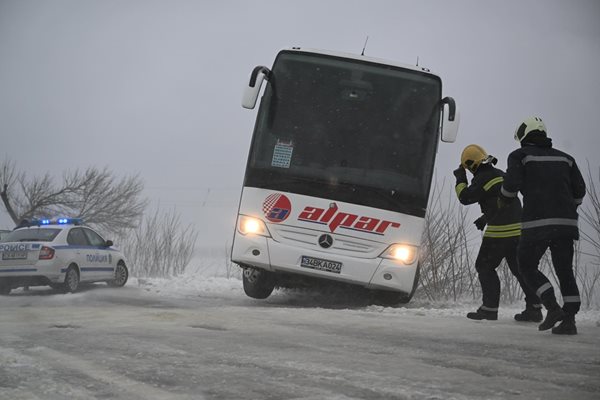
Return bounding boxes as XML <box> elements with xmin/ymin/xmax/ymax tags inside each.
<box><xmin>538</xmin><ymin>304</ymin><xmax>565</xmax><ymax>331</ymax></box>
<box><xmin>552</xmin><ymin>314</ymin><xmax>577</xmax><ymax>335</ymax></box>
<box><xmin>467</xmin><ymin>308</ymin><xmax>498</xmax><ymax>321</ymax></box>
<box><xmin>514</xmin><ymin>304</ymin><xmax>543</xmax><ymax>322</ymax></box>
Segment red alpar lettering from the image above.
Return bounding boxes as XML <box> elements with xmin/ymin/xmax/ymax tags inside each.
<box><xmin>354</xmin><ymin>217</ymin><xmax>379</xmax><ymax>231</ymax></box>
<box><xmin>298</xmin><ymin>206</ymin><xmax>324</xmax><ymax>221</ymax></box>
<box><xmin>298</xmin><ymin>205</ymin><xmax>401</xmax><ymax>234</ymax></box>
<box><xmin>328</xmin><ymin>212</ymin><xmax>358</xmax><ymax>232</ymax></box>
<box><xmin>375</xmin><ymin>220</ymin><xmax>401</xmax><ymax>233</ymax></box>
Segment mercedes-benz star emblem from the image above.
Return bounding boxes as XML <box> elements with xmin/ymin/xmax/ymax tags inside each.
<box><xmin>318</xmin><ymin>234</ymin><xmax>333</xmax><ymax>249</ymax></box>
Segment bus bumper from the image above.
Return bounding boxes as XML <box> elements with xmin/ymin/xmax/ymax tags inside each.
<box><xmin>232</xmin><ymin>234</ymin><xmax>417</xmax><ymax>294</ymax></box>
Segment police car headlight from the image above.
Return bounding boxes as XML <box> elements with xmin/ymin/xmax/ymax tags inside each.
<box><xmin>238</xmin><ymin>215</ymin><xmax>271</xmax><ymax>237</ymax></box>
<box><xmin>380</xmin><ymin>244</ymin><xmax>418</xmax><ymax>265</ymax></box>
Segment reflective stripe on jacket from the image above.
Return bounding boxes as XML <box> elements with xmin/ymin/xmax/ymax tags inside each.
<box><xmin>455</xmin><ymin>164</ymin><xmax>522</xmax><ymax>235</ymax></box>
<box><xmin>484</xmin><ymin>223</ymin><xmax>521</xmax><ymax>238</ymax></box>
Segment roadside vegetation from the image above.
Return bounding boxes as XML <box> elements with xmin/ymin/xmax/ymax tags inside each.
<box><xmin>0</xmin><ymin>158</ymin><xmax>198</xmax><ymax>278</ymax></box>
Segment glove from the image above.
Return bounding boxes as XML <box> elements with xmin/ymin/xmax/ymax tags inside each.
<box><xmin>453</xmin><ymin>166</ymin><xmax>467</xmax><ymax>182</ymax></box>
<box><xmin>474</xmin><ymin>215</ymin><xmax>487</xmax><ymax>231</ymax></box>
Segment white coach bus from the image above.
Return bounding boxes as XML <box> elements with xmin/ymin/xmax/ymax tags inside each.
<box><xmin>231</xmin><ymin>47</ymin><xmax>458</xmax><ymax>304</ymax></box>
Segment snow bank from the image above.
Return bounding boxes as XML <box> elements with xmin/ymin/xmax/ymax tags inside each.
<box><xmin>130</xmin><ymin>269</ymin><xmax>600</xmax><ymax>326</ymax></box>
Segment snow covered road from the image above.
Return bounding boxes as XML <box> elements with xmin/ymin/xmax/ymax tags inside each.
<box><xmin>1</xmin><ymin>280</ymin><xmax>599</xmax><ymax>400</ymax></box>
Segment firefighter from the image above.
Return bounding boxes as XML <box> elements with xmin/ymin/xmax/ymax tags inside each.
<box><xmin>499</xmin><ymin>117</ymin><xmax>586</xmax><ymax>335</ymax></box>
<box><xmin>454</xmin><ymin>144</ymin><xmax>542</xmax><ymax>321</ymax></box>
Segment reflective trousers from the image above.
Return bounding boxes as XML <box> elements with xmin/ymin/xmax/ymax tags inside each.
<box><xmin>517</xmin><ymin>238</ymin><xmax>581</xmax><ymax>315</ymax></box>
<box><xmin>475</xmin><ymin>236</ymin><xmax>541</xmax><ymax>311</ymax></box>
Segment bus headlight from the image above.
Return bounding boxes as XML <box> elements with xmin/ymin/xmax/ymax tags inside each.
<box><xmin>380</xmin><ymin>244</ymin><xmax>418</xmax><ymax>265</ymax></box>
<box><xmin>238</xmin><ymin>215</ymin><xmax>271</xmax><ymax>237</ymax></box>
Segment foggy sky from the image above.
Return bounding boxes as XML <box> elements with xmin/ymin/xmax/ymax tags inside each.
<box><xmin>1</xmin><ymin>0</ymin><xmax>599</xmax><ymax>247</ymax></box>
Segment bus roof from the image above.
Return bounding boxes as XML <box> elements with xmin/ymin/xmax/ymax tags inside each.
<box><xmin>282</xmin><ymin>47</ymin><xmax>439</xmax><ymax>77</ymax></box>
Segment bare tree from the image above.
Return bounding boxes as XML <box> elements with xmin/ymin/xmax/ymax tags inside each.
<box><xmin>118</xmin><ymin>207</ymin><xmax>198</xmax><ymax>278</ymax></box>
<box><xmin>0</xmin><ymin>158</ymin><xmax>146</xmax><ymax>235</ymax></box>
<box><xmin>0</xmin><ymin>158</ymin><xmax>25</xmax><ymax>223</ymax></box>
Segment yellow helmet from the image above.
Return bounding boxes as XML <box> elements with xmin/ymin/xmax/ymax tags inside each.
<box><xmin>461</xmin><ymin>144</ymin><xmax>488</xmax><ymax>173</ymax></box>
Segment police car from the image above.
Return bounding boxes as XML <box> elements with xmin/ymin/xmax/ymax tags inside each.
<box><xmin>0</xmin><ymin>218</ymin><xmax>128</xmax><ymax>295</ymax></box>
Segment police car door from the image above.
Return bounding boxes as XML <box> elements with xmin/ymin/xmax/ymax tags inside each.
<box><xmin>82</xmin><ymin>228</ymin><xmax>114</xmax><ymax>280</ymax></box>
<box><xmin>66</xmin><ymin>227</ymin><xmax>94</xmax><ymax>281</ymax></box>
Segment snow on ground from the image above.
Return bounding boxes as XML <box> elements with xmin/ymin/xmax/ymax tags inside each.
<box><xmin>128</xmin><ymin>256</ymin><xmax>600</xmax><ymax>326</ymax></box>
<box><xmin>7</xmin><ymin>250</ymin><xmax>600</xmax><ymax>325</ymax></box>
<box><xmin>2</xmin><ymin>256</ymin><xmax>600</xmax><ymax>400</ymax></box>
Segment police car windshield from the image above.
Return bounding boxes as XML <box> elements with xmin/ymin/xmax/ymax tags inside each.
<box><xmin>245</xmin><ymin>51</ymin><xmax>441</xmax><ymax>217</ymax></box>
<box><xmin>3</xmin><ymin>228</ymin><xmax>62</xmax><ymax>242</ymax></box>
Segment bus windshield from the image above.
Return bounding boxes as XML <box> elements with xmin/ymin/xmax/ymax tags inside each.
<box><xmin>245</xmin><ymin>51</ymin><xmax>442</xmax><ymax>217</ymax></box>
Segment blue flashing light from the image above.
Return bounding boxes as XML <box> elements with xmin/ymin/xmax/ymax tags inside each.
<box><xmin>24</xmin><ymin>218</ymin><xmax>83</xmax><ymax>227</ymax></box>
<box><xmin>56</xmin><ymin>218</ymin><xmax>83</xmax><ymax>225</ymax></box>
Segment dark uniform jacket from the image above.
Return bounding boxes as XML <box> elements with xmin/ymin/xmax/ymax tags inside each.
<box><xmin>500</xmin><ymin>136</ymin><xmax>586</xmax><ymax>242</ymax></box>
<box><xmin>455</xmin><ymin>163</ymin><xmax>522</xmax><ymax>238</ymax></box>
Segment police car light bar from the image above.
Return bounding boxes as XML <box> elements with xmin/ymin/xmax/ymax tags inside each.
<box><xmin>57</xmin><ymin>218</ymin><xmax>82</xmax><ymax>225</ymax></box>
<box><xmin>28</xmin><ymin>218</ymin><xmax>83</xmax><ymax>227</ymax></box>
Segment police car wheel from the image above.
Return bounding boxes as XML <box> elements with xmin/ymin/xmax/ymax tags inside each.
<box><xmin>242</xmin><ymin>267</ymin><xmax>276</xmax><ymax>299</ymax></box>
<box><xmin>108</xmin><ymin>262</ymin><xmax>128</xmax><ymax>287</ymax></box>
<box><xmin>63</xmin><ymin>266</ymin><xmax>80</xmax><ymax>293</ymax></box>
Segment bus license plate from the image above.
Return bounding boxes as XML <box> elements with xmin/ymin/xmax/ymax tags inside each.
<box><xmin>2</xmin><ymin>251</ymin><xmax>28</xmax><ymax>260</ymax></box>
<box><xmin>300</xmin><ymin>256</ymin><xmax>342</xmax><ymax>274</ymax></box>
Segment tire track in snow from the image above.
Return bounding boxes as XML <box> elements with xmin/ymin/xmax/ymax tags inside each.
<box><xmin>24</xmin><ymin>346</ymin><xmax>203</xmax><ymax>400</ymax></box>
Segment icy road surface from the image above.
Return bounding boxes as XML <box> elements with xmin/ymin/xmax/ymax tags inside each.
<box><xmin>1</xmin><ymin>279</ymin><xmax>599</xmax><ymax>400</ymax></box>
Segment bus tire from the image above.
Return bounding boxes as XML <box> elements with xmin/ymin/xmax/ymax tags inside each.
<box><xmin>372</xmin><ymin>290</ymin><xmax>411</xmax><ymax>306</ymax></box>
<box><xmin>242</xmin><ymin>267</ymin><xmax>275</xmax><ymax>299</ymax></box>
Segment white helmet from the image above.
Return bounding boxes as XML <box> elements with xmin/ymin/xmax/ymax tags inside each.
<box><xmin>514</xmin><ymin>116</ymin><xmax>547</xmax><ymax>142</ymax></box>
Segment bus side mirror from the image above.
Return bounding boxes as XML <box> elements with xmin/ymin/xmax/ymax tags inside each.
<box><xmin>242</xmin><ymin>66</ymin><xmax>271</xmax><ymax>109</ymax></box>
<box><xmin>440</xmin><ymin>97</ymin><xmax>459</xmax><ymax>143</ymax></box>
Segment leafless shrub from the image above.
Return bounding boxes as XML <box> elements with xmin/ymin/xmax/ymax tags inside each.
<box><xmin>417</xmin><ymin>179</ymin><xmax>480</xmax><ymax>302</ymax></box>
<box><xmin>224</xmin><ymin>242</ymin><xmax>242</xmax><ymax>279</ymax></box>
<box><xmin>575</xmin><ymin>264</ymin><xmax>600</xmax><ymax>309</ymax></box>
<box><xmin>580</xmin><ymin>163</ymin><xmax>600</xmax><ymax>267</ymax></box>
<box><xmin>498</xmin><ymin>259</ymin><xmax>524</xmax><ymax>304</ymax></box>
<box><xmin>118</xmin><ymin>207</ymin><xmax>198</xmax><ymax>278</ymax></box>
<box><xmin>575</xmin><ymin>163</ymin><xmax>600</xmax><ymax>308</ymax></box>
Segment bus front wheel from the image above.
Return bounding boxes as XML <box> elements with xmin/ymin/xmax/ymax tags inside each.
<box><xmin>372</xmin><ymin>290</ymin><xmax>412</xmax><ymax>306</ymax></box>
<box><xmin>242</xmin><ymin>267</ymin><xmax>276</xmax><ymax>299</ymax></box>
